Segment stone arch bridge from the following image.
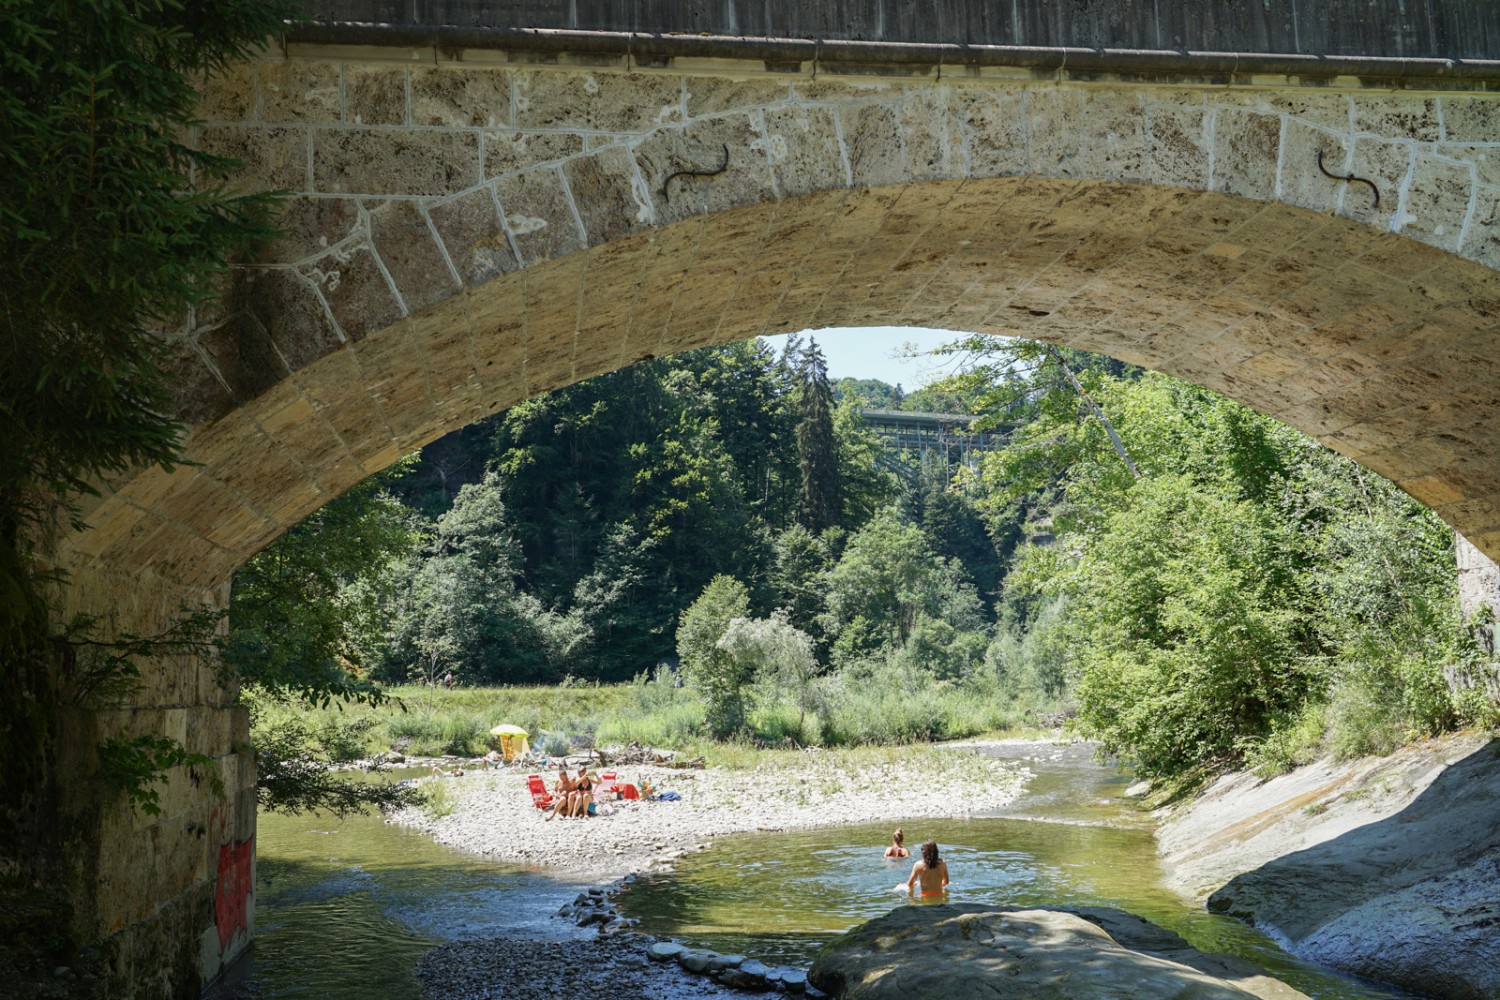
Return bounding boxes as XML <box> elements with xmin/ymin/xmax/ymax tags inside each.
<box><xmin>35</xmin><ymin>2</ymin><xmax>1500</xmax><ymax>994</ymax></box>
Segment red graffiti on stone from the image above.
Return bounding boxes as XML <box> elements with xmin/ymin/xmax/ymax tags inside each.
<box><xmin>215</xmin><ymin>836</ymin><xmax>253</xmax><ymax>948</ymax></box>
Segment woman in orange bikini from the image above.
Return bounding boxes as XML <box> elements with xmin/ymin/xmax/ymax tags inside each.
<box><xmin>905</xmin><ymin>840</ymin><xmax>950</xmax><ymax>897</ymax></box>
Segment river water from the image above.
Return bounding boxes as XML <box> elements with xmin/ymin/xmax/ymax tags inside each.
<box><xmin>205</xmin><ymin>745</ymin><xmax>1414</xmax><ymax>999</ymax></box>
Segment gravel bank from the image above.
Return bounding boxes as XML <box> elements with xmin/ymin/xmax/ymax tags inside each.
<box><xmin>390</xmin><ymin>746</ymin><xmax>1030</xmax><ymax>880</ymax></box>
<box><xmin>417</xmin><ymin>935</ymin><xmax>747</xmax><ymax>1000</ymax></box>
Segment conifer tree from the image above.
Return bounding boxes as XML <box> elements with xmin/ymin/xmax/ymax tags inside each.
<box><xmin>795</xmin><ymin>339</ymin><xmax>843</xmax><ymax>533</ymax></box>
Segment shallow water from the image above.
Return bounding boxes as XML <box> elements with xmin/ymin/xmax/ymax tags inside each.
<box><xmin>203</xmin><ymin>771</ymin><xmax>594</xmax><ymax>999</ymax></box>
<box><xmin>617</xmin><ymin>743</ymin><xmax>1414</xmax><ymax>1000</ymax></box>
<box><xmin>206</xmin><ymin>748</ymin><xmax>1415</xmax><ymax>1000</ymax></box>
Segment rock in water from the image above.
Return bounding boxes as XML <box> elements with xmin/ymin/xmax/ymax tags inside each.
<box><xmin>808</xmin><ymin>905</ymin><xmax>1308</xmax><ymax>1000</ymax></box>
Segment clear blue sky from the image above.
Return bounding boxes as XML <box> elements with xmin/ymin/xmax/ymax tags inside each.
<box><xmin>759</xmin><ymin>327</ymin><xmax>983</xmax><ymax>389</ymax></box>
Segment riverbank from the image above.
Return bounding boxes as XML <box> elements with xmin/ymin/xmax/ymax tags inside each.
<box><xmin>1156</xmin><ymin>730</ymin><xmax>1500</xmax><ymax>999</ymax></box>
<box><xmin>389</xmin><ymin>744</ymin><xmax>1032</xmax><ymax>879</ymax></box>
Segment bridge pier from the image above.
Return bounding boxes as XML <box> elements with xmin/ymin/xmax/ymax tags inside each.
<box><xmin>45</xmin><ymin>564</ymin><xmax>256</xmax><ymax>997</ymax></box>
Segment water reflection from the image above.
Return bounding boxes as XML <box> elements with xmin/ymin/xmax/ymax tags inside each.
<box><xmin>204</xmin><ymin>779</ymin><xmax>594</xmax><ymax>999</ymax></box>
<box><xmin>207</xmin><ymin>748</ymin><xmax>1415</xmax><ymax>1000</ymax></box>
<box><xmin>618</xmin><ymin>744</ymin><xmax>1414</xmax><ymax>1000</ymax></box>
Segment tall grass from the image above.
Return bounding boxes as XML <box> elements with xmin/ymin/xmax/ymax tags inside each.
<box><xmin>245</xmin><ymin>660</ymin><xmax>1067</xmax><ymax>764</ymax></box>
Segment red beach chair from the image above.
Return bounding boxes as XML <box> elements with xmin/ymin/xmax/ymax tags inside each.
<box><xmin>596</xmin><ymin>770</ymin><xmax>619</xmax><ymax>800</ymax></box>
<box><xmin>527</xmin><ymin>773</ymin><xmax>553</xmax><ymax>810</ymax></box>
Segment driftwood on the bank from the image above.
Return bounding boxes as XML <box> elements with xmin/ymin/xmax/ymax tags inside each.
<box><xmin>590</xmin><ymin>742</ymin><xmax>706</xmax><ymax>769</ymax></box>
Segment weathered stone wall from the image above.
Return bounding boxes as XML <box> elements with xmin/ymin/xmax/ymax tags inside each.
<box><xmin>50</xmin><ymin>42</ymin><xmax>1500</xmax><ymax>996</ymax></box>
<box><xmin>51</xmin><ymin>566</ymin><xmax>257</xmax><ymax>997</ymax></box>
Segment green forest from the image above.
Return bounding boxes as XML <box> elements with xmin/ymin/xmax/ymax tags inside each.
<box><xmin>233</xmin><ymin>333</ymin><xmax>1498</xmax><ymax>793</ymax></box>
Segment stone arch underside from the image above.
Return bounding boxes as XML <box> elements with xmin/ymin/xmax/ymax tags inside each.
<box><xmin>65</xmin><ymin>178</ymin><xmax>1500</xmax><ymax>599</ymax></box>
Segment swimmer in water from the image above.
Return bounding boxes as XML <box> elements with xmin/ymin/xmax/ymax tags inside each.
<box><xmin>884</xmin><ymin>828</ymin><xmax>909</xmax><ymax>859</ymax></box>
<box><xmin>905</xmin><ymin>840</ymin><xmax>949</xmax><ymax>897</ymax></box>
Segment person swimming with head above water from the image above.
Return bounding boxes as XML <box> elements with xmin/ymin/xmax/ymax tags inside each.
<box><xmin>906</xmin><ymin>840</ymin><xmax>949</xmax><ymax>897</ymax></box>
<box><xmin>884</xmin><ymin>828</ymin><xmax>909</xmax><ymax>859</ymax></box>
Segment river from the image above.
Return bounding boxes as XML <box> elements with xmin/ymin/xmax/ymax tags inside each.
<box><xmin>204</xmin><ymin>743</ymin><xmax>1414</xmax><ymax>999</ymax></box>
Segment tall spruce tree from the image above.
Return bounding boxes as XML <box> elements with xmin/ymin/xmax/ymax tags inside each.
<box><xmin>795</xmin><ymin>339</ymin><xmax>843</xmax><ymax>533</ymax></box>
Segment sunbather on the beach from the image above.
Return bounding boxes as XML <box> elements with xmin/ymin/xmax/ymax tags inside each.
<box><xmin>544</xmin><ymin>767</ymin><xmax>578</xmax><ymax>821</ymax></box>
<box><xmin>905</xmin><ymin>840</ymin><xmax>949</xmax><ymax>897</ymax></box>
<box><xmin>884</xmin><ymin>828</ymin><xmax>909</xmax><ymax>859</ymax></box>
<box><xmin>570</xmin><ymin>766</ymin><xmax>595</xmax><ymax>818</ymax></box>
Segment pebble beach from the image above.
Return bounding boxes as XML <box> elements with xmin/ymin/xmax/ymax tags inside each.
<box><xmin>391</xmin><ymin>746</ymin><xmax>1031</xmax><ymax>879</ymax></box>
<box><xmin>392</xmin><ymin>745</ymin><xmax>1031</xmax><ymax>998</ymax></box>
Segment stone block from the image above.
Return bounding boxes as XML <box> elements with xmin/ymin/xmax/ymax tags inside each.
<box><xmin>633</xmin><ymin>114</ymin><xmax>774</xmax><ymax>224</ymax></box>
<box><xmin>247</xmin><ymin>267</ymin><xmax>347</xmax><ymax>369</ymax></box>
<box><xmin>429</xmin><ymin>187</ymin><xmax>519</xmax><ymax>286</ymax></box>
<box><xmin>1345</xmin><ymin>136</ymin><xmax>1410</xmax><ymax>227</ymax></box>
<box><xmin>1211</xmin><ymin>108</ymin><xmax>1281</xmax><ymax>201</ymax></box>
<box><xmin>300</xmin><ymin>244</ymin><xmax>402</xmax><ymax>342</ymax></box>
<box><xmin>344</xmin><ymin>65</ymin><xmax>407</xmax><ymax>125</ymax></box>
<box><xmin>1279</xmin><ymin>120</ymin><xmax>1349</xmax><ymax>213</ymax></box>
<box><xmin>369</xmin><ymin>199</ymin><xmax>462</xmax><ymax>313</ymax></box>
<box><xmin>953</xmin><ymin>85</ymin><xmax>1027</xmax><ymax>178</ymax></box>
<box><xmin>258</xmin><ymin>61</ymin><xmax>341</xmax><ymax>124</ymax></box>
<box><xmin>495</xmin><ymin>166</ymin><xmax>585</xmax><ymax>264</ymax></box>
<box><xmin>763</xmin><ymin>105</ymin><xmax>848</xmax><ymax>197</ymax></box>
<box><xmin>1267</xmin><ymin>90</ymin><xmax>1353</xmax><ymax>133</ymax></box>
<box><xmin>685</xmin><ymin>76</ymin><xmax>792</xmax><ymax>117</ymax></box>
<box><xmin>195</xmin><ymin>314</ymin><xmax>289</xmax><ymax>405</ymax></box>
<box><xmin>1402</xmin><ymin>154</ymin><xmax>1474</xmax><ymax>253</ymax></box>
<box><xmin>313</xmin><ymin>128</ymin><xmax>480</xmax><ymax>196</ymax></box>
<box><xmin>1462</xmin><ymin>185</ymin><xmax>1500</xmax><ymax>269</ymax></box>
<box><xmin>195</xmin><ymin>62</ymin><xmax>257</xmax><ymax>123</ymax></box>
<box><xmin>1072</xmin><ymin>89</ymin><xmax>1149</xmax><ymax>182</ymax></box>
<box><xmin>842</xmin><ymin>103</ymin><xmax>906</xmax><ymax>188</ymax></box>
<box><xmin>261</xmin><ymin>195</ymin><xmax>362</xmax><ymax>266</ymax></box>
<box><xmin>195</xmin><ymin>125</ymin><xmax>308</xmax><ymax>194</ymax></box>
<box><xmin>897</xmin><ymin>87</ymin><xmax>959</xmax><ymax>182</ymax></box>
<box><xmin>514</xmin><ymin>69</ymin><xmax>682</xmax><ymax>133</ymax></box>
<box><xmin>160</xmin><ymin>339</ymin><xmax>235</xmax><ymax>426</ymax></box>
<box><xmin>411</xmin><ymin>66</ymin><xmax>510</xmax><ymax>127</ymax></box>
<box><xmin>562</xmin><ymin>146</ymin><xmax>651</xmax><ymax>245</ymax></box>
<box><xmin>1355</xmin><ymin>96</ymin><xmax>1440</xmax><ymax>144</ymax></box>
<box><xmin>483</xmin><ymin>129</ymin><xmax>585</xmax><ymax>177</ymax></box>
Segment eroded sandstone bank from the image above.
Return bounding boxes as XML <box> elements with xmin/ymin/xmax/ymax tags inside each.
<box><xmin>1156</xmin><ymin>731</ymin><xmax>1500</xmax><ymax>999</ymax></box>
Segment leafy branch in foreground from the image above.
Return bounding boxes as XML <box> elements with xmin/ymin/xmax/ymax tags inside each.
<box><xmin>97</xmin><ymin>734</ymin><xmax>222</xmax><ymax>818</ymax></box>
<box><xmin>253</xmin><ymin>716</ymin><xmax>419</xmax><ymax>817</ymax></box>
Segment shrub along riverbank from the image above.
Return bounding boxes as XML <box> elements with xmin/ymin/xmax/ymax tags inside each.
<box><xmin>247</xmin><ymin>675</ymin><xmax>1062</xmax><ymax>765</ymax></box>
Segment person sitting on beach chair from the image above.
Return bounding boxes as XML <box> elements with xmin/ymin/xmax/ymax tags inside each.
<box><xmin>570</xmin><ymin>766</ymin><xmax>596</xmax><ymax>818</ymax></box>
<box><xmin>543</xmin><ymin>766</ymin><xmax>579</xmax><ymax>821</ymax></box>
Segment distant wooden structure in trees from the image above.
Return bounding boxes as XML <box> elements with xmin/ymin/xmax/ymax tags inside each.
<box><xmin>860</xmin><ymin>410</ymin><xmax>1004</xmax><ymax>473</ymax></box>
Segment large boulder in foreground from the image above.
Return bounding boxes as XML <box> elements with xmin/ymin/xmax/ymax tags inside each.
<box><xmin>808</xmin><ymin>904</ymin><xmax>1307</xmax><ymax>1000</ymax></box>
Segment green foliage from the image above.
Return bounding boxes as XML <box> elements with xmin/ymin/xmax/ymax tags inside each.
<box><xmin>253</xmin><ymin>715</ymin><xmax>420</xmax><ymax>817</ymax></box>
<box><xmin>0</xmin><ymin>0</ymin><xmax>288</xmax><ymax>863</ymax></box>
<box><xmin>963</xmin><ymin>347</ymin><xmax>1477</xmax><ymax>779</ymax></box>
<box><xmin>97</xmin><ymin>735</ymin><xmax>220</xmax><ymax>818</ymax></box>
<box><xmin>823</xmin><ymin>506</ymin><xmax>984</xmax><ymax>650</ymax></box>
<box><xmin>677</xmin><ymin>575</ymin><xmax>753</xmax><ymax>736</ymax></box>
<box><xmin>793</xmin><ymin>338</ymin><xmax>843</xmax><ymax>532</ymax></box>
<box><xmin>227</xmin><ymin>468</ymin><xmax>417</xmax><ymax>707</ymax></box>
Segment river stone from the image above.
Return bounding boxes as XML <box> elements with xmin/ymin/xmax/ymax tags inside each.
<box><xmin>646</xmin><ymin>941</ymin><xmax>685</xmax><ymax>962</ymax></box>
<box><xmin>678</xmin><ymin>949</ymin><xmax>718</xmax><ymax>973</ymax></box>
<box><xmin>808</xmin><ymin>904</ymin><xmax>1307</xmax><ymax>1000</ymax></box>
<box><xmin>739</xmin><ymin>958</ymin><xmax>772</xmax><ymax>978</ymax></box>
<box><xmin>706</xmin><ymin>953</ymin><xmax>746</xmax><ymax>971</ymax></box>
<box><xmin>716</xmin><ymin>967</ymin><xmax>769</xmax><ymax>990</ymax></box>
